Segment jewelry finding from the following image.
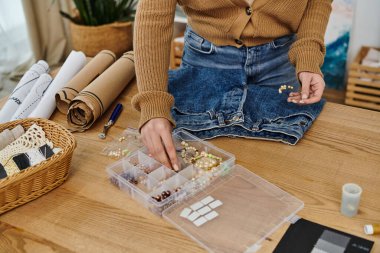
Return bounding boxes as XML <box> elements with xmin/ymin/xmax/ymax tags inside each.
<box><xmin>121</xmin><ymin>172</ymin><xmax>138</xmax><ymax>185</ymax></box>
<box><xmin>180</xmin><ymin>141</ymin><xmax>222</xmax><ymax>171</ymax></box>
<box><xmin>152</xmin><ymin>190</ymin><xmax>172</xmax><ymax>202</ymax></box>
<box><xmin>181</xmin><ymin>141</ymin><xmax>199</xmax><ymax>164</ymax></box>
<box><xmin>107</xmin><ymin>147</ymin><xmax>130</xmax><ymax>159</ymax></box>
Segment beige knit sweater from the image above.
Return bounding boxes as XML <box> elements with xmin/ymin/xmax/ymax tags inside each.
<box><xmin>131</xmin><ymin>0</ymin><xmax>332</xmax><ymax>129</ymax></box>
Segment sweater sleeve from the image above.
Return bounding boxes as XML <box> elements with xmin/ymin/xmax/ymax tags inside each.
<box><xmin>131</xmin><ymin>0</ymin><xmax>177</xmax><ymax>129</ymax></box>
<box><xmin>288</xmin><ymin>0</ymin><xmax>332</xmax><ymax>77</ymax></box>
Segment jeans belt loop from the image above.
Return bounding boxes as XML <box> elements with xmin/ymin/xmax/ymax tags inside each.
<box><xmin>207</xmin><ymin>110</ymin><xmax>216</xmax><ymax>120</ymax></box>
<box><xmin>251</xmin><ymin>120</ymin><xmax>261</xmax><ymax>131</ymax></box>
<box><xmin>217</xmin><ymin>113</ymin><xmax>226</xmax><ymax>126</ymax></box>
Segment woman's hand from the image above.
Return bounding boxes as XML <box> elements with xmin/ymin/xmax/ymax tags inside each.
<box><xmin>140</xmin><ymin>118</ymin><xmax>179</xmax><ymax>171</ymax></box>
<box><xmin>288</xmin><ymin>71</ymin><xmax>325</xmax><ymax>104</ymax></box>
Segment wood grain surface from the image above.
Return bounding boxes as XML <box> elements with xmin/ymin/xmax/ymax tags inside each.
<box><xmin>0</xmin><ymin>80</ymin><xmax>379</xmax><ymax>253</ymax></box>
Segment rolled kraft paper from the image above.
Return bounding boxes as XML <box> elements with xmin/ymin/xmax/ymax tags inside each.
<box><xmin>0</xmin><ymin>60</ymin><xmax>49</xmax><ymax>123</ymax></box>
<box><xmin>55</xmin><ymin>50</ymin><xmax>116</xmax><ymax>114</ymax></box>
<box><xmin>0</xmin><ymin>125</ymin><xmax>25</xmax><ymax>150</ymax></box>
<box><xmin>68</xmin><ymin>51</ymin><xmax>135</xmax><ymax>131</ymax></box>
<box><xmin>11</xmin><ymin>74</ymin><xmax>53</xmax><ymax>120</ymax></box>
<box><xmin>28</xmin><ymin>50</ymin><xmax>87</xmax><ymax>119</ymax></box>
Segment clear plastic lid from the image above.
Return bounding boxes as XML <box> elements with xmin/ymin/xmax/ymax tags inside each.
<box><xmin>163</xmin><ymin>165</ymin><xmax>304</xmax><ymax>253</ymax></box>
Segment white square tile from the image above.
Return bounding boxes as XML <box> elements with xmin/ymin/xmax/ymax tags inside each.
<box><xmin>190</xmin><ymin>201</ymin><xmax>204</xmax><ymax>211</ymax></box>
<box><xmin>187</xmin><ymin>211</ymin><xmax>201</xmax><ymax>221</ymax></box>
<box><xmin>180</xmin><ymin>208</ymin><xmax>192</xmax><ymax>218</ymax></box>
<box><xmin>193</xmin><ymin>216</ymin><xmax>208</xmax><ymax>227</ymax></box>
<box><xmin>204</xmin><ymin>211</ymin><xmax>219</xmax><ymax>221</ymax></box>
<box><xmin>198</xmin><ymin>206</ymin><xmax>212</xmax><ymax>215</ymax></box>
<box><xmin>200</xmin><ymin>196</ymin><xmax>214</xmax><ymax>205</ymax></box>
<box><xmin>209</xmin><ymin>200</ymin><xmax>223</xmax><ymax>209</ymax></box>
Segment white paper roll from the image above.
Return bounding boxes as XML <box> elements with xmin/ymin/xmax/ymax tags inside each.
<box><xmin>29</xmin><ymin>51</ymin><xmax>86</xmax><ymax>119</ymax></box>
<box><xmin>0</xmin><ymin>60</ymin><xmax>49</xmax><ymax>123</ymax></box>
<box><xmin>11</xmin><ymin>74</ymin><xmax>53</xmax><ymax>120</ymax></box>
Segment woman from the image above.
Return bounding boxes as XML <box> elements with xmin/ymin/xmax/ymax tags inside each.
<box><xmin>131</xmin><ymin>0</ymin><xmax>332</xmax><ymax>170</ymax></box>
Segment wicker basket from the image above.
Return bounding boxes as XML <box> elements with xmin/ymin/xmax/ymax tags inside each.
<box><xmin>0</xmin><ymin>118</ymin><xmax>76</xmax><ymax>214</ymax></box>
<box><xmin>345</xmin><ymin>46</ymin><xmax>380</xmax><ymax>111</ymax></box>
<box><xmin>70</xmin><ymin>21</ymin><xmax>133</xmax><ymax>57</ymax></box>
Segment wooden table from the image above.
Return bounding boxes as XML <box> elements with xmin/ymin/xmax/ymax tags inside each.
<box><xmin>0</xmin><ymin>81</ymin><xmax>379</xmax><ymax>253</ymax></box>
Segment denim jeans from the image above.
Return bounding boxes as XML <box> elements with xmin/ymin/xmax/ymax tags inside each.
<box><xmin>168</xmin><ymin>26</ymin><xmax>325</xmax><ymax>145</ymax></box>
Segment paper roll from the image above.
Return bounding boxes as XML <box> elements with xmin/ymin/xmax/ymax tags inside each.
<box><xmin>0</xmin><ymin>60</ymin><xmax>49</xmax><ymax>123</ymax></box>
<box><xmin>11</xmin><ymin>125</ymin><xmax>25</xmax><ymax>139</ymax></box>
<box><xmin>0</xmin><ymin>125</ymin><xmax>25</xmax><ymax>150</ymax></box>
<box><xmin>68</xmin><ymin>51</ymin><xmax>135</xmax><ymax>131</ymax></box>
<box><xmin>55</xmin><ymin>50</ymin><xmax>116</xmax><ymax>114</ymax></box>
<box><xmin>28</xmin><ymin>51</ymin><xmax>87</xmax><ymax>119</ymax></box>
<box><xmin>11</xmin><ymin>74</ymin><xmax>53</xmax><ymax>120</ymax></box>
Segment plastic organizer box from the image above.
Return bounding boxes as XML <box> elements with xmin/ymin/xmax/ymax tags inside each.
<box><xmin>106</xmin><ymin>130</ymin><xmax>303</xmax><ymax>253</ymax></box>
<box><xmin>106</xmin><ymin>130</ymin><xmax>235</xmax><ymax>215</ymax></box>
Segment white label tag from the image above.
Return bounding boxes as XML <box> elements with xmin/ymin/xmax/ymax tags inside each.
<box><xmin>193</xmin><ymin>216</ymin><xmax>208</xmax><ymax>227</ymax></box>
<box><xmin>198</xmin><ymin>206</ymin><xmax>212</xmax><ymax>215</ymax></box>
<box><xmin>204</xmin><ymin>211</ymin><xmax>219</xmax><ymax>221</ymax></box>
<box><xmin>180</xmin><ymin>208</ymin><xmax>192</xmax><ymax>218</ymax></box>
<box><xmin>209</xmin><ymin>200</ymin><xmax>223</xmax><ymax>209</ymax></box>
<box><xmin>200</xmin><ymin>196</ymin><xmax>215</xmax><ymax>205</ymax></box>
<box><xmin>187</xmin><ymin>211</ymin><xmax>201</xmax><ymax>222</ymax></box>
<box><xmin>190</xmin><ymin>201</ymin><xmax>204</xmax><ymax>211</ymax></box>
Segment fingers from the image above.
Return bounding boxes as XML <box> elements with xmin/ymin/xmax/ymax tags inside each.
<box><xmin>302</xmin><ymin>75</ymin><xmax>325</xmax><ymax>104</ymax></box>
<box><xmin>289</xmin><ymin>92</ymin><xmax>301</xmax><ymax>97</ymax></box>
<box><xmin>140</xmin><ymin>118</ymin><xmax>178</xmax><ymax>171</ymax></box>
<box><xmin>291</xmin><ymin>90</ymin><xmax>322</xmax><ymax>104</ymax></box>
<box><xmin>161</xmin><ymin>130</ymin><xmax>180</xmax><ymax>171</ymax></box>
<box><xmin>150</xmin><ymin>133</ymin><xmax>172</xmax><ymax>169</ymax></box>
<box><xmin>300</xmin><ymin>95</ymin><xmax>321</xmax><ymax>104</ymax></box>
<box><xmin>141</xmin><ymin>130</ymin><xmax>154</xmax><ymax>156</ymax></box>
<box><xmin>301</xmin><ymin>86</ymin><xmax>323</xmax><ymax>104</ymax></box>
<box><xmin>287</xmin><ymin>92</ymin><xmax>302</xmax><ymax>103</ymax></box>
<box><xmin>291</xmin><ymin>72</ymin><xmax>325</xmax><ymax>105</ymax></box>
<box><xmin>299</xmin><ymin>73</ymin><xmax>312</xmax><ymax>100</ymax></box>
<box><xmin>287</xmin><ymin>90</ymin><xmax>322</xmax><ymax>105</ymax></box>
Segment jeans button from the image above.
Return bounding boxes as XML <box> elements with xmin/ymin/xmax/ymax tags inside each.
<box><xmin>235</xmin><ymin>39</ymin><xmax>243</xmax><ymax>45</ymax></box>
<box><xmin>246</xmin><ymin>7</ymin><xmax>252</xmax><ymax>16</ymax></box>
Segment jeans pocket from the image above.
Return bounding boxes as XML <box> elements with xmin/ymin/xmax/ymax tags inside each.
<box><xmin>185</xmin><ymin>29</ymin><xmax>215</xmax><ymax>55</ymax></box>
<box><xmin>270</xmin><ymin>34</ymin><xmax>296</xmax><ymax>49</ymax></box>
<box><xmin>266</xmin><ymin>113</ymin><xmax>314</xmax><ymax>130</ymax></box>
<box><xmin>171</xmin><ymin>107</ymin><xmax>213</xmax><ymax>126</ymax></box>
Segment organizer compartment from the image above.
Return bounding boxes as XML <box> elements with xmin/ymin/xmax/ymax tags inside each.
<box><xmin>106</xmin><ymin>130</ymin><xmax>235</xmax><ymax>215</ymax></box>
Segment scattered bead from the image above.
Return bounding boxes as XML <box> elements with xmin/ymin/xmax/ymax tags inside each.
<box><xmin>107</xmin><ymin>148</ymin><xmax>123</xmax><ymax>158</ymax></box>
<box><xmin>121</xmin><ymin>172</ymin><xmax>138</xmax><ymax>185</ymax></box>
<box><xmin>181</xmin><ymin>144</ymin><xmax>199</xmax><ymax>165</ymax></box>
<box><xmin>278</xmin><ymin>84</ymin><xmax>294</xmax><ymax>94</ymax></box>
<box><xmin>180</xmin><ymin>141</ymin><xmax>222</xmax><ymax>171</ymax></box>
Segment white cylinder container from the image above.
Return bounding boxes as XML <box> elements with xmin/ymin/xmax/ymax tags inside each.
<box><xmin>341</xmin><ymin>183</ymin><xmax>362</xmax><ymax>217</ymax></box>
